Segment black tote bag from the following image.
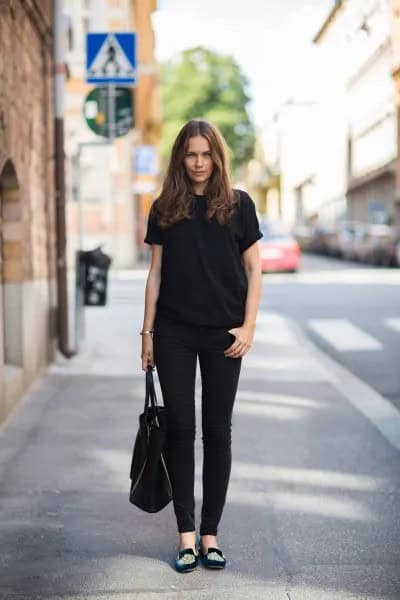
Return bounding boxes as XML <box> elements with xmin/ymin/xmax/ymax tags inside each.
<box><xmin>129</xmin><ymin>366</ymin><xmax>172</xmax><ymax>512</ymax></box>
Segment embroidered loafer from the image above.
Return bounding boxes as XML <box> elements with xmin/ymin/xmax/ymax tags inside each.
<box><xmin>197</xmin><ymin>537</ymin><xmax>226</xmax><ymax>569</ymax></box>
<box><xmin>174</xmin><ymin>547</ymin><xmax>199</xmax><ymax>573</ymax></box>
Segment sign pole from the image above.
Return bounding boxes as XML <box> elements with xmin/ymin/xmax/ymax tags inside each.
<box><xmin>86</xmin><ymin>32</ymin><xmax>136</xmax><ymax>139</ymax></box>
<box><xmin>108</xmin><ymin>83</ymin><xmax>116</xmax><ymax>140</ymax></box>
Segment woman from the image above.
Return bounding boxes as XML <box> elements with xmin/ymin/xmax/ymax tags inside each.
<box><xmin>141</xmin><ymin>119</ymin><xmax>262</xmax><ymax>572</ymax></box>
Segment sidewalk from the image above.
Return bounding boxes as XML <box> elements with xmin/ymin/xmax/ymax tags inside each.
<box><xmin>0</xmin><ymin>276</ymin><xmax>399</xmax><ymax>600</ymax></box>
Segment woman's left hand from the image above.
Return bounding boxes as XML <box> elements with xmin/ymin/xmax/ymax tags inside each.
<box><xmin>224</xmin><ymin>325</ymin><xmax>255</xmax><ymax>358</ymax></box>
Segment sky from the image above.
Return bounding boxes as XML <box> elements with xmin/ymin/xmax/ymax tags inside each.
<box><xmin>152</xmin><ymin>0</ymin><xmax>333</xmax><ymax>129</ymax></box>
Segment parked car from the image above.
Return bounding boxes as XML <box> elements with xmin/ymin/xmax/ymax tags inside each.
<box><xmin>348</xmin><ymin>223</ymin><xmax>371</xmax><ymax>262</ymax></box>
<box><xmin>335</xmin><ymin>220</ymin><xmax>362</xmax><ymax>260</ymax></box>
<box><xmin>366</xmin><ymin>224</ymin><xmax>400</xmax><ymax>266</ymax></box>
<box><xmin>396</xmin><ymin>239</ymin><xmax>400</xmax><ymax>267</ymax></box>
<box><xmin>308</xmin><ymin>224</ymin><xmax>336</xmax><ymax>255</ymax></box>
<box><xmin>293</xmin><ymin>217</ymin><xmax>400</xmax><ymax>267</ymax></box>
<box><xmin>324</xmin><ymin>224</ymin><xmax>343</xmax><ymax>257</ymax></box>
<box><xmin>259</xmin><ymin>221</ymin><xmax>301</xmax><ymax>272</ymax></box>
<box><xmin>292</xmin><ymin>223</ymin><xmax>315</xmax><ymax>251</ymax></box>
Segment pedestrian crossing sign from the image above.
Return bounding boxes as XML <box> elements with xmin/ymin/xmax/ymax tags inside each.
<box><xmin>86</xmin><ymin>33</ymin><xmax>137</xmax><ymax>84</ymax></box>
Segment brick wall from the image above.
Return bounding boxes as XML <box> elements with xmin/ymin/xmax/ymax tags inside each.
<box><xmin>0</xmin><ymin>0</ymin><xmax>55</xmax><ymax>282</ymax></box>
<box><xmin>0</xmin><ymin>0</ymin><xmax>57</xmax><ymax>422</ymax></box>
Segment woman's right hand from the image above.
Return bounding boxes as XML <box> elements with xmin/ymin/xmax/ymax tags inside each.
<box><xmin>141</xmin><ymin>334</ymin><xmax>155</xmax><ymax>371</ymax></box>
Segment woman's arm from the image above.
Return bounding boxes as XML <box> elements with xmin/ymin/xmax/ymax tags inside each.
<box><xmin>141</xmin><ymin>244</ymin><xmax>163</xmax><ymax>370</ymax></box>
<box><xmin>224</xmin><ymin>241</ymin><xmax>262</xmax><ymax>358</ymax></box>
<box><xmin>242</xmin><ymin>240</ymin><xmax>262</xmax><ymax>331</ymax></box>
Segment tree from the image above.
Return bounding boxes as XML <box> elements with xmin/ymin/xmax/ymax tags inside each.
<box><xmin>160</xmin><ymin>47</ymin><xmax>255</xmax><ymax>172</ymax></box>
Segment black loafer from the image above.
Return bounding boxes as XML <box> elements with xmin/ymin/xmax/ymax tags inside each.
<box><xmin>197</xmin><ymin>538</ymin><xmax>226</xmax><ymax>569</ymax></box>
<box><xmin>174</xmin><ymin>547</ymin><xmax>199</xmax><ymax>573</ymax></box>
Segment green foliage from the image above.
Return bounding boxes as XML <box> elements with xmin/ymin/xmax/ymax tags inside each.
<box><xmin>160</xmin><ymin>47</ymin><xmax>255</xmax><ymax>171</ymax></box>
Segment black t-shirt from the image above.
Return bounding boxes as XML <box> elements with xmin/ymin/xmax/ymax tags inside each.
<box><xmin>144</xmin><ymin>189</ymin><xmax>263</xmax><ymax>328</ymax></box>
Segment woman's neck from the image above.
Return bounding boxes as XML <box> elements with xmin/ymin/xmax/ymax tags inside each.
<box><xmin>192</xmin><ymin>182</ymin><xmax>207</xmax><ymax>195</ymax></box>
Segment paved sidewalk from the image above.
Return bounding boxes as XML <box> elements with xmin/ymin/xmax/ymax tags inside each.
<box><xmin>0</xmin><ymin>276</ymin><xmax>399</xmax><ymax>600</ymax></box>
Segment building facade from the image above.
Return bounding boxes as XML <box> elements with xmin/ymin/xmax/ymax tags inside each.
<box><xmin>265</xmin><ymin>0</ymin><xmax>398</xmax><ymax>229</ymax></box>
<box><xmin>315</xmin><ymin>0</ymin><xmax>397</xmax><ymax>225</ymax></box>
<box><xmin>269</xmin><ymin>100</ymin><xmax>322</xmax><ymax>227</ymax></box>
<box><xmin>63</xmin><ymin>0</ymin><xmax>161</xmax><ymax>269</ymax></box>
<box><xmin>0</xmin><ymin>1</ymin><xmax>57</xmax><ymax>424</ymax></box>
<box><xmin>391</xmin><ymin>0</ymin><xmax>400</xmax><ymax>225</ymax></box>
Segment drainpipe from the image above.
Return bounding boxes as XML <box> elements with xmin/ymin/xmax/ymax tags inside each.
<box><xmin>53</xmin><ymin>0</ymin><xmax>75</xmax><ymax>357</ymax></box>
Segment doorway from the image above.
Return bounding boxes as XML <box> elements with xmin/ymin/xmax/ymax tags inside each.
<box><xmin>0</xmin><ymin>160</ymin><xmax>23</xmax><ymax>371</ymax></box>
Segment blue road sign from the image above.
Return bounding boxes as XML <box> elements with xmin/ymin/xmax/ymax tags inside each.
<box><xmin>134</xmin><ymin>146</ymin><xmax>158</xmax><ymax>175</ymax></box>
<box><xmin>86</xmin><ymin>33</ymin><xmax>137</xmax><ymax>84</ymax></box>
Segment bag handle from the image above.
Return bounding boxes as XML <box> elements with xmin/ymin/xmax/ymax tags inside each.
<box><xmin>144</xmin><ymin>366</ymin><xmax>159</xmax><ymax>416</ymax></box>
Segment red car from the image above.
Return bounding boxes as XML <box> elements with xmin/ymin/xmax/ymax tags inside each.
<box><xmin>259</xmin><ymin>221</ymin><xmax>301</xmax><ymax>273</ymax></box>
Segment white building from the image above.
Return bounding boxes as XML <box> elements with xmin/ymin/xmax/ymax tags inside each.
<box><xmin>314</xmin><ymin>0</ymin><xmax>396</xmax><ymax>224</ymax></box>
<box><xmin>269</xmin><ymin>100</ymin><xmax>321</xmax><ymax>227</ymax></box>
<box><xmin>265</xmin><ymin>0</ymin><xmax>396</xmax><ymax>228</ymax></box>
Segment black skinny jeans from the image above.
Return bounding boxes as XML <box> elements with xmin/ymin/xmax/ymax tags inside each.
<box><xmin>153</xmin><ymin>313</ymin><xmax>242</xmax><ymax>536</ymax></box>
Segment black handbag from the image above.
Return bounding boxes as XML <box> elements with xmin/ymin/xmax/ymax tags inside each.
<box><xmin>129</xmin><ymin>366</ymin><xmax>172</xmax><ymax>512</ymax></box>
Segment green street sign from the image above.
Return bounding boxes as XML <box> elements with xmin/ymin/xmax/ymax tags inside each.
<box><xmin>83</xmin><ymin>86</ymin><xmax>134</xmax><ymax>138</ymax></box>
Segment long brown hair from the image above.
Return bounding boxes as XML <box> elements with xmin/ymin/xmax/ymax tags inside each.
<box><xmin>154</xmin><ymin>119</ymin><xmax>238</xmax><ymax>229</ymax></box>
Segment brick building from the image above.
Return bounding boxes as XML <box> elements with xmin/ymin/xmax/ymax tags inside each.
<box><xmin>0</xmin><ymin>1</ymin><xmax>57</xmax><ymax>423</ymax></box>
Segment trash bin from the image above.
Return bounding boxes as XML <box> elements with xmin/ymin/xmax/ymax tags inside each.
<box><xmin>77</xmin><ymin>246</ymin><xmax>112</xmax><ymax>306</ymax></box>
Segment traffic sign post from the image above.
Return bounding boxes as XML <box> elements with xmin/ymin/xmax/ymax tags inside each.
<box><xmin>108</xmin><ymin>84</ymin><xmax>115</xmax><ymax>139</ymax></box>
<box><xmin>85</xmin><ymin>32</ymin><xmax>136</xmax><ymax>140</ymax></box>
<box><xmin>86</xmin><ymin>33</ymin><xmax>137</xmax><ymax>84</ymax></box>
<box><xmin>84</xmin><ymin>87</ymin><xmax>134</xmax><ymax>139</ymax></box>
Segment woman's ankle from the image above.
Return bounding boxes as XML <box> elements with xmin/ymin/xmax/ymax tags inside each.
<box><xmin>199</xmin><ymin>533</ymin><xmax>218</xmax><ymax>550</ymax></box>
<box><xmin>179</xmin><ymin>530</ymin><xmax>196</xmax><ymax>549</ymax></box>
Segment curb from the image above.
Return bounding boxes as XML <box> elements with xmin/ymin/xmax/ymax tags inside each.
<box><xmin>285</xmin><ymin>314</ymin><xmax>400</xmax><ymax>453</ymax></box>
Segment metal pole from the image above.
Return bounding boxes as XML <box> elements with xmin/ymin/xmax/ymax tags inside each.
<box><xmin>75</xmin><ymin>145</ymin><xmax>84</xmax><ymax>352</ymax></box>
<box><xmin>108</xmin><ymin>83</ymin><xmax>116</xmax><ymax>141</ymax></box>
<box><xmin>53</xmin><ymin>0</ymin><xmax>75</xmax><ymax>358</ymax></box>
<box><xmin>77</xmin><ymin>145</ymin><xmax>83</xmax><ymax>250</ymax></box>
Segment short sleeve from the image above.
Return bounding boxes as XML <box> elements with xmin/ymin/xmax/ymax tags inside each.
<box><xmin>238</xmin><ymin>191</ymin><xmax>263</xmax><ymax>252</ymax></box>
<box><xmin>144</xmin><ymin>202</ymin><xmax>163</xmax><ymax>245</ymax></box>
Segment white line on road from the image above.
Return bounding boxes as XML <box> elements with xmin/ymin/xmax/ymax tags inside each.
<box><xmin>262</xmin><ymin>268</ymin><xmax>400</xmax><ymax>285</ymax></box>
<box><xmin>243</xmin><ymin>355</ymin><xmax>338</xmax><ymax>382</ymax></box>
<box><xmin>308</xmin><ymin>319</ymin><xmax>383</xmax><ymax>351</ymax></box>
<box><xmin>255</xmin><ymin>311</ymin><xmax>299</xmax><ymax>347</ymax></box>
<box><xmin>231</xmin><ymin>462</ymin><xmax>391</xmax><ymax>491</ymax></box>
<box><xmin>289</xmin><ymin>318</ymin><xmax>400</xmax><ymax>452</ymax></box>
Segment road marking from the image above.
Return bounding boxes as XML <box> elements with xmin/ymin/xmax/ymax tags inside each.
<box><xmin>242</xmin><ymin>355</ymin><xmax>337</xmax><ymax>382</ymax></box>
<box><xmin>236</xmin><ymin>390</ymin><xmax>320</xmax><ymax>408</ymax></box>
<box><xmin>234</xmin><ymin>401</ymin><xmax>304</xmax><ymax>420</ymax></box>
<box><xmin>231</xmin><ymin>462</ymin><xmax>391</xmax><ymax>491</ymax></box>
<box><xmin>384</xmin><ymin>317</ymin><xmax>400</xmax><ymax>333</ymax></box>
<box><xmin>262</xmin><ymin>268</ymin><xmax>400</xmax><ymax>285</ymax></box>
<box><xmin>255</xmin><ymin>312</ymin><xmax>299</xmax><ymax>347</ymax></box>
<box><xmin>288</xmin><ymin>317</ymin><xmax>400</xmax><ymax>452</ymax></box>
<box><xmin>308</xmin><ymin>319</ymin><xmax>383</xmax><ymax>351</ymax></box>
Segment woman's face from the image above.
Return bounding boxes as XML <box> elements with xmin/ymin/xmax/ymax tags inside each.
<box><xmin>183</xmin><ymin>135</ymin><xmax>214</xmax><ymax>187</ymax></box>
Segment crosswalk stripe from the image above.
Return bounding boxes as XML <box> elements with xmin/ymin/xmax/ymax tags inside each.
<box><xmin>384</xmin><ymin>318</ymin><xmax>400</xmax><ymax>333</ymax></box>
<box><xmin>255</xmin><ymin>312</ymin><xmax>299</xmax><ymax>347</ymax></box>
<box><xmin>308</xmin><ymin>319</ymin><xmax>383</xmax><ymax>351</ymax></box>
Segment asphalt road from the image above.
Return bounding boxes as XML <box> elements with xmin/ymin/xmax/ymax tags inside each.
<box><xmin>261</xmin><ymin>253</ymin><xmax>400</xmax><ymax>411</ymax></box>
<box><xmin>0</xmin><ymin>261</ymin><xmax>399</xmax><ymax>599</ymax></box>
